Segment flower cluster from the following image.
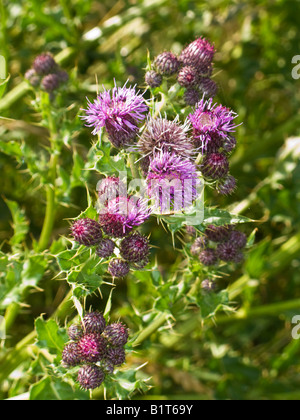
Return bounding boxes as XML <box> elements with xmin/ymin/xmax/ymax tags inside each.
<box><xmin>62</xmin><ymin>311</ymin><xmax>128</xmax><ymax>390</ymax></box>
<box><xmin>145</xmin><ymin>37</ymin><xmax>217</xmax><ymax>104</ymax></box>
<box><xmin>25</xmin><ymin>52</ymin><xmax>68</xmax><ymax>97</ymax></box>
<box><xmin>82</xmin><ymin>82</ymin><xmax>148</xmax><ymax>148</ymax></box>
<box><xmin>190</xmin><ymin>224</ymin><xmax>247</xmax><ymax>289</ymax></box>
<box><xmin>71</xmin><ymin>177</ymin><xmax>151</xmax><ymax>279</ymax></box>
<box><xmin>189</xmin><ymin>97</ymin><xmax>239</xmax><ymax>194</ymax></box>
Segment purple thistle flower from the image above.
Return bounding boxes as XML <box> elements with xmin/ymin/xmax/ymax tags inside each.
<box><xmin>108</xmin><ymin>258</ymin><xmax>130</xmax><ymax>278</ymax></box>
<box><xmin>106</xmin><ymin>346</ymin><xmax>126</xmax><ymax>366</ymax></box>
<box><xmin>189</xmin><ymin>97</ymin><xmax>239</xmax><ymax>153</ymax></box>
<box><xmin>99</xmin><ymin>196</ymin><xmax>151</xmax><ymax>237</ymax></box>
<box><xmin>201</xmin><ymin>278</ymin><xmax>217</xmax><ymax>292</ymax></box>
<box><xmin>179</xmin><ymin>37</ymin><xmax>215</xmax><ymax>75</ymax></box>
<box><xmin>82</xmin><ymin>311</ymin><xmax>106</xmax><ymax>335</ymax></box>
<box><xmin>62</xmin><ymin>342</ymin><xmax>82</xmax><ymax>367</ymax></box>
<box><xmin>138</xmin><ymin>116</ymin><xmax>193</xmax><ymax>160</ymax></box>
<box><xmin>183</xmin><ymin>88</ymin><xmax>201</xmax><ymax>106</ymax></box>
<box><xmin>177</xmin><ymin>66</ymin><xmax>200</xmax><ymax>87</ymax></box>
<box><xmin>120</xmin><ymin>232</ymin><xmax>149</xmax><ymax>263</ymax></box>
<box><xmin>81</xmin><ymin>82</ymin><xmax>148</xmax><ymax>147</ymax></box>
<box><xmin>199</xmin><ymin>77</ymin><xmax>218</xmax><ymax>98</ymax></box>
<box><xmin>103</xmin><ymin>322</ymin><xmax>129</xmax><ymax>347</ymax></box>
<box><xmin>200</xmin><ymin>152</ymin><xmax>229</xmax><ymax>180</ymax></box>
<box><xmin>145</xmin><ymin>70</ymin><xmax>163</xmax><ymax>88</ymax></box>
<box><xmin>146</xmin><ymin>151</ymin><xmax>200</xmax><ymax>214</ymax></box>
<box><xmin>41</xmin><ymin>73</ymin><xmax>60</xmax><ymax>92</ymax></box>
<box><xmin>77</xmin><ymin>365</ymin><xmax>105</xmax><ymax>390</ymax></box>
<box><xmin>216</xmin><ymin>241</ymin><xmax>241</xmax><ymax>262</ymax></box>
<box><xmin>78</xmin><ymin>333</ymin><xmax>107</xmax><ymax>363</ymax></box>
<box><xmin>216</xmin><ymin>175</ymin><xmax>237</xmax><ymax>195</ymax></box>
<box><xmin>191</xmin><ymin>236</ymin><xmax>209</xmax><ymax>255</ymax></box>
<box><xmin>154</xmin><ymin>51</ymin><xmax>181</xmax><ymax>75</ymax></box>
<box><xmin>71</xmin><ymin>218</ymin><xmax>103</xmax><ymax>246</ymax></box>
<box><xmin>95</xmin><ymin>238</ymin><xmax>115</xmax><ymax>258</ymax></box>
<box><xmin>33</xmin><ymin>52</ymin><xmax>57</xmax><ymax>75</ymax></box>
<box><xmin>67</xmin><ymin>324</ymin><xmax>83</xmax><ymax>341</ymax></box>
<box><xmin>228</xmin><ymin>230</ymin><xmax>247</xmax><ymax>249</ymax></box>
<box><xmin>204</xmin><ymin>224</ymin><xmax>231</xmax><ymax>242</ymax></box>
<box><xmin>97</xmin><ymin>176</ymin><xmax>126</xmax><ymax>206</ymax></box>
<box><xmin>199</xmin><ymin>248</ymin><xmax>218</xmax><ymax>266</ymax></box>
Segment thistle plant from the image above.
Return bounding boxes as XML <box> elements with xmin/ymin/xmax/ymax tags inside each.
<box><xmin>0</xmin><ymin>34</ymin><xmax>256</xmax><ymax>401</ymax></box>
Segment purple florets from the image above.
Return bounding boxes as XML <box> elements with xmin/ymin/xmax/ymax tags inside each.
<box><xmin>62</xmin><ymin>311</ymin><xmax>129</xmax><ymax>390</ymax></box>
<box><xmin>147</xmin><ymin>151</ymin><xmax>199</xmax><ymax>213</ymax></box>
<box><xmin>99</xmin><ymin>196</ymin><xmax>151</xmax><ymax>237</ymax></box>
<box><xmin>82</xmin><ymin>82</ymin><xmax>148</xmax><ymax>147</ymax></box>
<box><xmin>189</xmin><ymin>97</ymin><xmax>239</xmax><ymax>153</ymax></box>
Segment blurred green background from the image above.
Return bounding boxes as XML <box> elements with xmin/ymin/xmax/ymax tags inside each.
<box><xmin>1</xmin><ymin>0</ymin><xmax>300</xmax><ymax>400</ymax></box>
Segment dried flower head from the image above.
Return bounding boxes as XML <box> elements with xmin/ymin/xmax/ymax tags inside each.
<box><xmin>138</xmin><ymin>116</ymin><xmax>193</xmax><ymax>160</ymax></box>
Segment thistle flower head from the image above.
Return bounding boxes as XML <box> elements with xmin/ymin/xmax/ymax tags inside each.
<box><xmin>228</xmin><ymin>230</ymin><xmax>247</xmax><ymax>249</ymax></box>
<box><xmin>82</xmin><ymin>311</ymin><xmax>106</xmax><ymax>334</ymax></box>
<box><xmin>97</xmin><ymin>176</ymin><xmax>126</xmax><ymax>206</ymax></box>
<box><xmin>103</xmin><ymin>322</ymin><xmax>129</xmax><ymax>347</ymax></box>
<box><xmin>77</xmin><ymin>365</ymin><xmax>105</xmax><ymax>390</ymax></box>
<box><xmin>106</xmin><ymin>346</ymin><xmax>126</xmax><ymax>366</ymax></box>
<box><xmin>95</xmin><ymin>238</ymin><xmax>115</xmax><ymax>258</ymax></box>
<box><xmin>62</xmin><ymin>342</ymin><xmax>82</xmax><ymax>367</ymax></box>
<box><xmin>204</xmin><ymin>224</ymin><xmax>231</xmax><ymax>242</ymax></box>
<box><xmin>71</xmin><ymin>218</ymin><xmax>103</xmax><ymax>246</ymax></box>
<box><xmin>145</xmin><ymin>70</ymin><xmax>163</xmax><ymax>88</ymax></box>
<box><xmin>177</xmin><ymin>65</ymin><xmax>200</xmax><ymax>87</ymax></box>
<box><xmin>67</xmin><ymin>324</ymin><xmax>83</xmax><ymax>341</ymax></box>
<box><xmin>216</xmin><ymin>175</ymin><xmax>237</xmax><ymax>195</ymax></box>
<box><xmin>179</xmin><ymin>37</ymin><xmax>215</xmax><ymax>74</ymax></box>
<box><xmin>189</xmin><ymin>97</ymin><xmax>239</xmax><ymax>152</ymax></box>
<box><xmin>138</xmin><ymin>116</ymin><xmax>193</xmax><ymax>159</ymax></box>
<box><xmin>41</xmin><ymin>73</ymin><xmax>60</xmax><ymax>92</ymax></box>
<box><xmin>82</xmin><ymin>82</ymin><xmax>148</xmax><ymax>144</ymax></box>
<box><xmin>33</xmin><ymin>52</ymin><xmax>57</xmax><ymax>75</ymax></box>
<box><xmin>120</xmin><ymin>232</ymin><xmax>149</xmax><ymax>263</ymax></box>
<box><xmin>78</xmin><ymin>333</ymin><xmax>107</xmax><ymax>363</ymax></box>
<box><xmin>200</xmin><ymin>152</ymin><xmax>229</xmax><ymax>180</ymax></box>
<box><xmin>99</xmin><ymin>196</ymin><xmax>151</xmax><ymax>237</ymax></box>
<box><xmin>147</xmin><ymin>151</ymin><xmax>200</xmax><ymax>213</ymax></box>
<box><xmin>154</xmin><ymin>51</ymin><xmax>181</xmax><ymax>75</ymax></box>
<box><xmin>199</xmin><ymin>248</ymin><xmax>218</xmax><ymax>266</ymax></box>
<box><xmin>217</xmin><ymin>241</ymin><xmax>242</xmax><ymax>262</ymax></box>
<box><xmin>108</xmin><ymin>258</ymin><xmax>130</xmax><ymax>278</ymax></box>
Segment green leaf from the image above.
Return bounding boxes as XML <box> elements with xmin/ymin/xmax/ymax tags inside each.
<box><xmin>35</xmin><ymin>317</ymin><xmax>68</xmax><ymax>355</ymax></box>
<box><xmin>0</xmin><ymin>74</ymin><xmax>10</xmax><ymax>99</ymax></box>
<box><xmin>29</xmin><ymin>376</ymin><xmax>88</xmax><ymax>400</ymax></box>
<box><xmin>5</xmin><ymin>199</ymin><xmax>29</xmax><ymax>248</ymax></box>
<box><xmin>203</xmin><ymin>208</ymin><xmax>254</xmax><ymax>226</ymax></box>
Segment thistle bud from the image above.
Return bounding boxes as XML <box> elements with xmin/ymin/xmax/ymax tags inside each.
<box><xmin>95</xmin><ymin>238</ymin><xmax>115</xmax><ymax>259</ymax></box>
<box><xmin>78</xmin><ymin>333</ymin><xmax>107</xmax><ymax>363</ymax></box>
<box><xmin>61</xmin><ymin>342</ymin><xmax>82</xmax><ymax>367</ymax></box>
<box><xmin>106</xmin><ymin>346</ymin><xmax>126</xmax><ymax>366</ymax></box>
<box><xmin>82</xmin><ymin>311</ymin><xmax>106</xmax><ymax>334</ymax></box>
<box><xmin>108</xmin><ymin>258</ymin><xmax>130</xmax><ymax>278</ymax></box>
<box><xmin>177</xmin><ymin>66</ymin><xmax>199</xmax><ymax>87</ymax></box>
<box><xmin>216</xmin><ymin>175</ymin><xmax>237</xmax><ymax>196</ymax></box>
<box><xmin>71</xmin><ymin>218</ymin><xmax>103</xmax><ymax>246</ymax></box>
<box><xmin>145</xmin><ymin>70</ymin><xmax>163</xmax><ymax>88</ymax></box>
<box><xmin>120</xmin><ymin>232</ymin><xmax>149</xmax><ymax>263</ymax></box>
<box><xmin>103</xmin><ymin>322</ymin><xmax>129</xmax><ymax>347</ymax></box>
<box><xmin>77</xmin><ymin>365</ymin><xmax>105</xmax><ymax>390</ymax></box>
<box><xmin>67</xmin><ymin>323</ymin><xmax>83</xmax><ymax>341</ymax></box>
<box><xmin>199</xmin><ymin>248</ymin><xmax>218</xmax><ymax>266</ymax></box>
<box><xmin>33</xmin><ymin>52</ymin><xmax>57</xmax><ymax>75</ymax></box>
<box><xmin>204</xmin><ymin>224</ymin><xmax>231</xmax><ymax>243</ymax></box>
<box><xmin>154</xmin><ymin>51</ymin><xmax>181</xmax><ymax>75</ymax></box>
<box><xmin>41</xmin><ymin>73</ymin><xmax>60</xmax><ymax>92</ymax></box>
<box><xmin>200</xmin><ymin>152</ymin><xmax>229</xmax><ymax>180</ymax></box>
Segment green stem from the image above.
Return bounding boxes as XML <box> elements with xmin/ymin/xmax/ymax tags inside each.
<box><xmin>132</xmin><ymin>312</ymin><xmax>169</xmax><ymax>347</ymax></box>
<box><xmin>128</xmin><ymin>153</ymin><xmax>140</xmax><ymax>179</ymax></box>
